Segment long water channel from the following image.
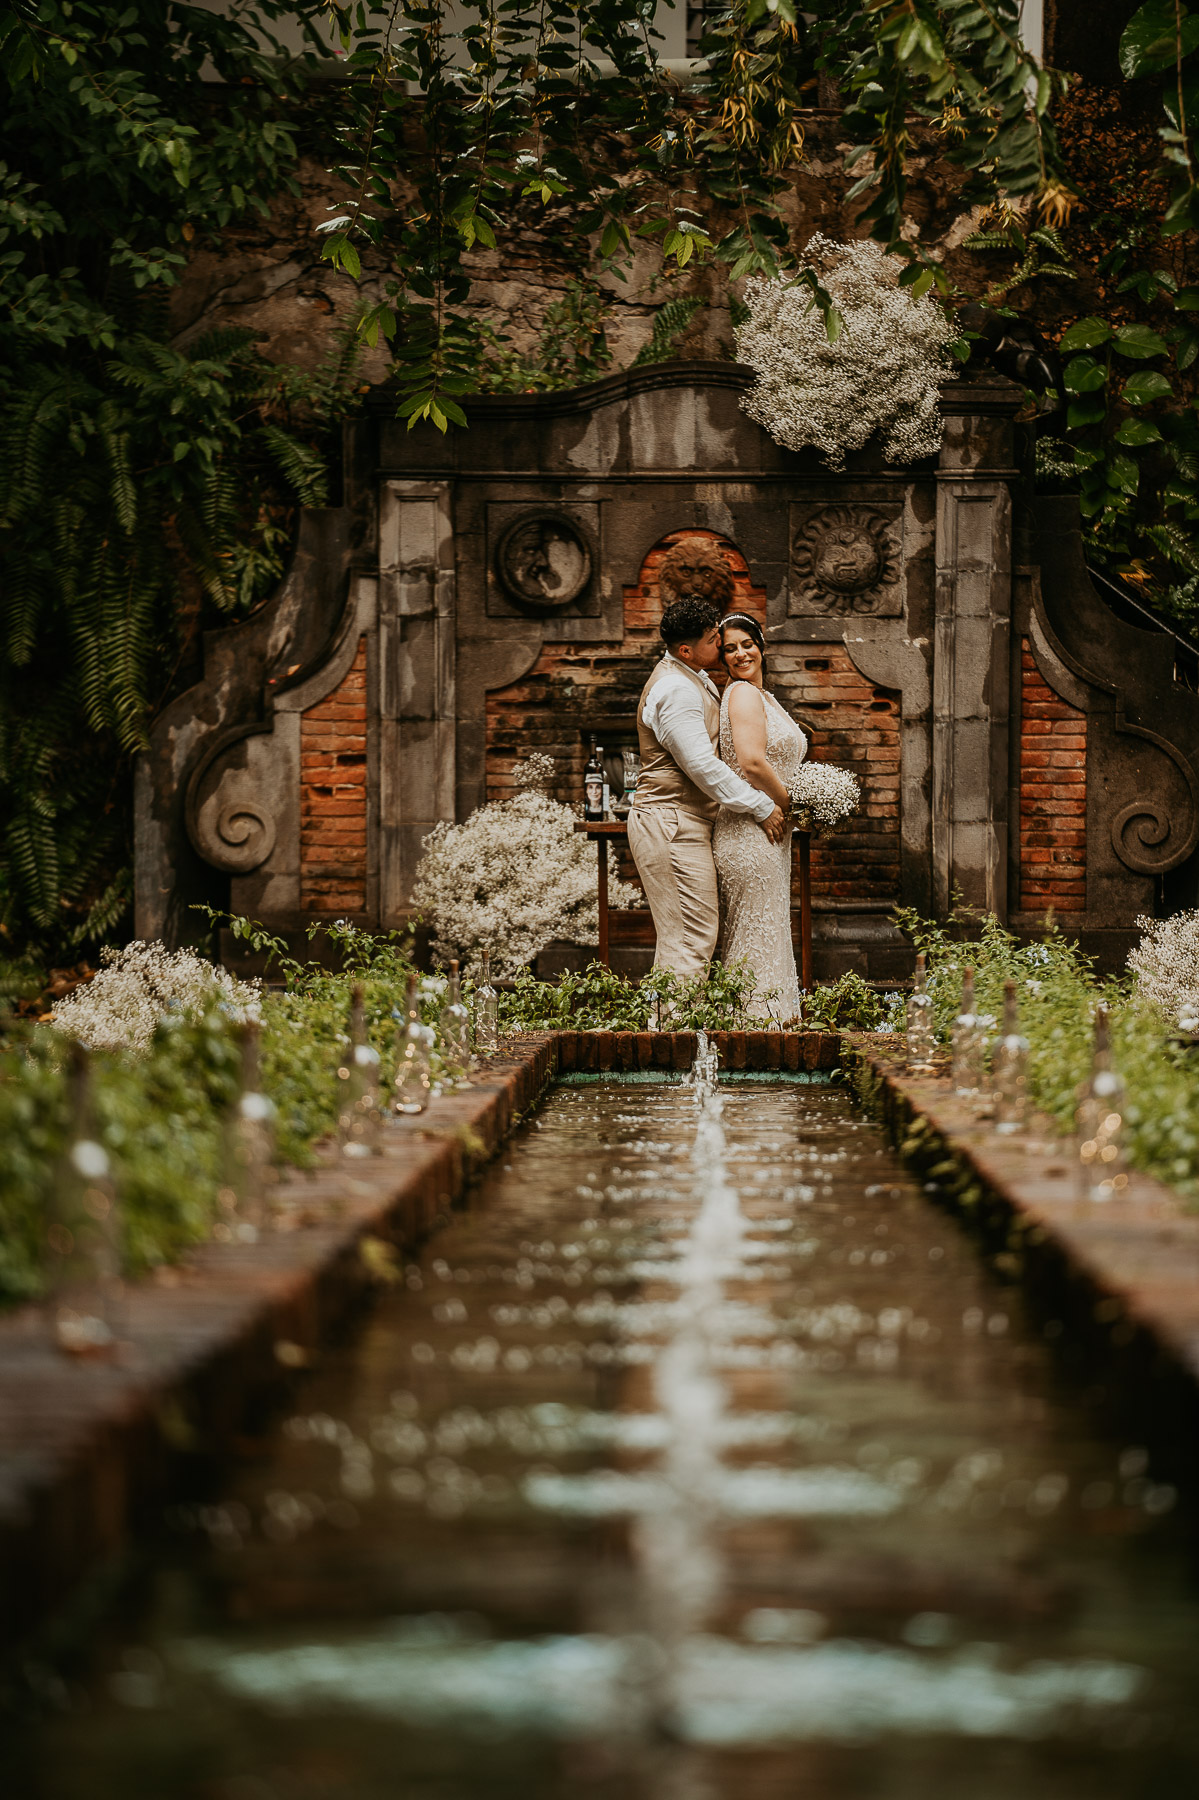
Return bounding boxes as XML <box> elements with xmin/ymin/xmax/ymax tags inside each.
<box><xmin>11</xmin><ymin>1071</ymin><xmax>1199</xmax><ymax>1798</ymax></box>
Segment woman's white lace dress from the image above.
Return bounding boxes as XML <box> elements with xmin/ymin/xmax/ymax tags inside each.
<box><xmin>713</xmin><ymin>685</ymin><xmax>807</xmax><ymax>1023</ymax></box>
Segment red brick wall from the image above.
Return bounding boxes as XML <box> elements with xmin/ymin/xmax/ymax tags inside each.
<box><xmin>1018</xmin><ymin>641</ymin><xmax>1086</xmax><ymax>913</ymax></box>
<box><xmin>484</xmin><ymin>534</ymin><xmax>902</xmax><ymax>908</ymax></box>
<box><xmin>487</xmin><ymin>531</ymin><xmax>767</xmax><ymax>811</ymax></box>
<box><xmin>772</xmin><ymin>647</ymin><xmax>902</xmax><ymax>904</ymax></box>
<box><xmin>300</xmin><ymin>639</ymin><xmax>368</xmax><ymax>913</ymax></box>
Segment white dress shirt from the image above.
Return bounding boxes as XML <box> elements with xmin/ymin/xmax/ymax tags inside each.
<box><xmin>640</xmin><ymin>652</ymin><xmax>776</xmax><ymax>821</ymax></box>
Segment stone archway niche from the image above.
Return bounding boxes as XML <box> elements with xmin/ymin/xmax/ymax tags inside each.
<box><xmin>138</xmin><ymin>363</ymin><xmax>1199</xmax><ymax>976</ymax></box>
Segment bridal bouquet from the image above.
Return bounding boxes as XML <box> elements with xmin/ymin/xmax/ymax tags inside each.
<box><xmin>788</xmin><ymin>763</ymin><xmax>862</xmax><ymax>837</ymax></box>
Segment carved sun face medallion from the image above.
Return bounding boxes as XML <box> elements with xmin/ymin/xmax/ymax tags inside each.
<box><xmin>495</xmin><ymin>513</ymin><xmax>592</xmax><ymax>608</ymax></box>
<box><xmin>790</xmin><ymin>504</ymin><xmax>903</xmax><ymax>616</ymax></box>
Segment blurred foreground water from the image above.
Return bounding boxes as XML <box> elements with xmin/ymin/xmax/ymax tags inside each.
<box><xmin>10</xmin><ymin>1077</ymin><xmax>1199</xmax><ymax>1799</ymax></box>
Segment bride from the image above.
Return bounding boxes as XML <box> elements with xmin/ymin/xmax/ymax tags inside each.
<box><xmin>713</xmin><ymin>612</ymin><xmax>808</xmax><ymax>1024</ymax></box>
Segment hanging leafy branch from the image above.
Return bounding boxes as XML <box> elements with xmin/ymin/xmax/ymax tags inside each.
<box><xmin>959</xmin><ymin>6</ymin><xmax>1199</xmax><ymax>604</ymax></box>
<box><xmin>315</xmin><ymin>0</ymin><xmax>837</xmax><ymax>423</ymax></box>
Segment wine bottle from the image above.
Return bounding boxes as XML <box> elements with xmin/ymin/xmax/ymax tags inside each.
<box><xmin>473</xmin><ymin>947</ymin><xmax>500</xmax><ymax>1054</ymax></box>
<box><xmin>440</xmin><ymin>959</ymin><xmax>472</xmax><ymax>1086</ymax></box>
<box><xmin>392</xmin><ymin>973</ymin><xmax>432</xmax><ymax>1115</ymax></box>
<box><xmin>992</xmin><ymin>977</ymin><xmax>1029</xmax><ymax>1135</ymax></box>
<box><xmin>338</xmin><ymin>983</ymin><xmax>382</xmax><ymax>1158</ymax></box>
<box><xmin>584</xmin><ymin>742</ymin><xmax>604</xmax><ymax>821</ymax></box>
<box><xmin>221</xmin><ymin>1020</ymin><xmax>278</xmax><ymax>1236</ymax></box>
<box><xmin>951</xmin><ymin>964</ymin><xmax>984</xmax><ymax>1099</ymax></box>
<box><xmin>1076</xmin><ymin>1004</ymin><xmax>1127</xmax><ymax>1200</ymax></box>
<box><xmin>905</xmin><ymin>951</ymin><xmax>936</xmax><ymax>1074</ymax></box>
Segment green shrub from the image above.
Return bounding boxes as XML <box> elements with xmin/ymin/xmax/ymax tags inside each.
<box><xmin>895</xmin><ymin>905</ymin><xmax>1199</xmax><ymax>1200</ymax></box>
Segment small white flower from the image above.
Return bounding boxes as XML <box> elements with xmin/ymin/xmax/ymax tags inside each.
<box><xmin>70</xmin><ymin>1139</ymin><xmax>110</xmax><ymax>1179</ymax></box>
<box><xmin>51</xmin><ymin>941</ymin><xmax>261</xmax><ymax>1055</ymax></box>
<box><xmin>788</xmin><ymin>762</ymin><xmax>861</xmax><ymax>834</ymax></box>
<box><xmin>1129</xmin><ymin>909</ymin><xmax>1199</xmax><ymax>1029</ymax></box>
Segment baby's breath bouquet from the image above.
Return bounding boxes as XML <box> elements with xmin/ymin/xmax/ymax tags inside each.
<box><xmin>736</xmin><ymin>235</ymin><xmax>957</xmax><ymax>470</ymax></box>
<box><xmin>787</xmin><ymin>762</ymin><xmax>861</xmax><ymax>837</ymax></box>
<box><xmin>411</xmin><ymin>754</ymin><xmax>639</xmax><ymax>977</ymax></box>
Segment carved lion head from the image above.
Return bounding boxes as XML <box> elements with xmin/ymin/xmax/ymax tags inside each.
<box><xmin>656</xmin><ymin>538</ymin><xmax>736</xmax><ymax>611</ymax></box>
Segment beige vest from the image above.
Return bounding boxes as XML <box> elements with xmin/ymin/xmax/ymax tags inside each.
<box><xmin>632</xmin><ymin>657</ymin><xmax>721</xmax><ymax>824</ymax></box>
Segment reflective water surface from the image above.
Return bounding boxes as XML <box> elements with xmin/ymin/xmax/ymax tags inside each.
<box><xmin>11</xmin><ymin>1078</ymin><xmax>1199</xmax><ymax>1799</ymax></box>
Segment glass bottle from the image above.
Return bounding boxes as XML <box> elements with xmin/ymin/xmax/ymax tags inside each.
<box><xmin>905</xmin><ymin>951</ymin><xmax>936</xmax><ymax>1074</ymax></box>
<box><xmin>220</xmin><ymin>1020</ymin><xmax>277</xmax><ymax>1238</ymax></box>
<box><xmin>338</xmin><ymin>983</ymin><xmax>382</xmax><ymax>1158</ymax></box>
<box><xmin>621</xmin><ymin>747</ymin><xmax>641</xmax><ymax>815</ymax></box>
<box><xmin>473</xmin><ymin>947</ymin><xmax>500</xmax><ymax>1055</ymax></box>
<box><xmin>992</xmin><ymin>977</ymin><xmax>1029</xmax><ymax>1135</ymax></box>
<box><xmin>392</xmin><ymin>973</ymin><xmax>432</xmax><ymax>1115</ymax></box>
<box><xmin>951</xmin><ymin>964</ymin><xmax>985</xmax><ymax>1099</ymax></box>
<box><xmin>1076</xmin><ymin>1004</ymin><xmax>1127</xmax><ymax>1200</ymax></box>
<box><xmin>439</xmin><ymin>959</ymin><xmax>472</xmax><ymax>1087</ymax></box>
<box><xmin>584</xmin><ymin>742</ymin><xmax>604</xmax><ymax>821</ymax></box>
<box><xmin>47</xmin><ymin>1043</ymin><xmax>122</xmax><ymax>1355</ymax></box>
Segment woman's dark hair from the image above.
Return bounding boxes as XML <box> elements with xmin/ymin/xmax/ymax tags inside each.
<box><xmin>720</xmin><ymin>611</ymin><xmax>769</xmax><ymax>677</ymax></box>
<box><xmin>719</xmin><ymin>611</ymin><xmax>766</xmax><ymax>654</ymax></box>
<box><xmin>660</xmin><ymin>593</ymin><xmax>722</xmax><ymax>651</ymax></box>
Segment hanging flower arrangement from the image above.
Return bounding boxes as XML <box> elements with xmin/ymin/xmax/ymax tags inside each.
<box><xmin>735</xmin><ymin>235</ymin><xmax>958</xmax><ymax>471</ymax></box>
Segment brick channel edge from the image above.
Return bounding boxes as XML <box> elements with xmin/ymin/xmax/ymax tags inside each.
<box><xmin>843</xmin><ymin>1034</ymin><xmax>1199</xmax><ymax>1492</ymax></box>
<box><xmin>2</xmin><ymin>1025</ymin><xmax>1198</xmax><ymax>1651</ymax></box>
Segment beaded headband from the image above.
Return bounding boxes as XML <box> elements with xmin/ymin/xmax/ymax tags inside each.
<box><xmin>720</xmin><ymin>611</ymin><xmax>766</xmax><ymax>652</ymax></box>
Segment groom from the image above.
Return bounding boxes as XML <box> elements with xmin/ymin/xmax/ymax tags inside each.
<box><xmin>628</xmin><ymin>594</ymin><xmax>786</xmax><ymax>978</ymax></box>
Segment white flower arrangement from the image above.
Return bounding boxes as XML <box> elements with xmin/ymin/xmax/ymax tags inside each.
<box><xmin>51</xmin><ymin>940</ymin><xmax>261</xmax><ymax>1055</ymax></box>
<box><xmin>1128</xmin><ymin>909</ymin><xmax>1199</xmax><ymax>1032</ymax></box>
<box><xmin>411</xmin><ymin>766</ymin><xmax>640</xmax><ymax>978</ymax></box>
<box><xmin>735</xmin><ymin>235</ymin><xmax>957</xmax><ymax>470</ymax></box>
<box><xmin>510</xmin><ymin>751</ymin><xmax>556</xmax><ymax>792</ymax></box>
<box><xmin>787</xmin><ymin>762</ymin><xmax>862</xmax><ymax>837</ymax></box>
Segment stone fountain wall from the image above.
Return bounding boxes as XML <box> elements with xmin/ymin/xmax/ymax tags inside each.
<box><xmin>136</xmin><ymin>363</ymin><xmax>1199</xmax><ymax>977</ymax></box>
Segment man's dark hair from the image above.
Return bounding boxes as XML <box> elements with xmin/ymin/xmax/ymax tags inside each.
<box><xmin>660</xmin><ymin>593</ymin><xmax>721</xmax><ymax>652</ymax></box>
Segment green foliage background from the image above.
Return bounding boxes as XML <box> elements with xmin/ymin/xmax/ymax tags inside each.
<box><xmin>0</xmin><ymin>1</ymin><xmax>360</xmax><ymax>962</ymax></box>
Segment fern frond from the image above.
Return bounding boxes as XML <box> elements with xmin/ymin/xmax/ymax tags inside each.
<box><xmin>258</xmin><ymin>425</ymin><xmax>329</xmax><ymax>506</ymax></box>
<box><xmin>631</xmin><ymin>297</ymin><xmax>705</xmax><ymax>369</ymax></box>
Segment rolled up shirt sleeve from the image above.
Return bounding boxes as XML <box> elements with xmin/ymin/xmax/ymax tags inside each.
<box><xmin>642</xmin><ymin>673</ymin><xmax>776</xmax><ymax>821</ymax></box>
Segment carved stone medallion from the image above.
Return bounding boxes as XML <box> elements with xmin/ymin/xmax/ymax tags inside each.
<box><xmin>789</xmin><ymin>504</ymin><xmax>903</xmax><ymax>616</ymax></box>
<box><xmin>495</xmin><ymin>512</ymin><xmax>593</xmax><ymax>608</ymax></box>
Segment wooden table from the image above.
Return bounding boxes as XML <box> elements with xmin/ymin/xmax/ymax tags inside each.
<box><xmin>573</xmin><ymin>819</ymin><xmax>627</xmax><ymax>967</ymax></box>
<box><xmin>574</xmin><ymin>817</ymin><xmax>814</xmax><ymax>987</ymax></box>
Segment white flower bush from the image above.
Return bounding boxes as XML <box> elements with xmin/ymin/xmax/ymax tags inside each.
<box><xmin>788</xmin><ymin>762</ymin><xmax>862</xmax><ymax>836</ymax></box>
<box><xmin>51</xmin><ymin>941</ymin><xmax>261</xmax><ymax>1055</ymax></box>
<box><xmin>1128</xmin><ymin>910</ymin><xmax>1199</xmax><ymax>1031</ymax></box>
<box><xmin>411</xmin><ymin>759</ymin><xmax>639</xmax><ymax>977</ymax></box>
<box><xmin>736</xmin><ymin>235</ymin><xmax>957</xmax><ymax>470</ymax></box>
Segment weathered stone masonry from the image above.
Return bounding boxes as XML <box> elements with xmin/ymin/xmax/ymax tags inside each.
<box><xmin>138</xmin><ymin>366</ymin><xmax>1199</xmax><ymax>976</ymax></box>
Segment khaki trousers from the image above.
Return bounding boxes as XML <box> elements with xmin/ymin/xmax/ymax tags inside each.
<box><xmin>627</xmin><ymin>805</ymin><xmax>719</xmax><ymax>979</ymax></box>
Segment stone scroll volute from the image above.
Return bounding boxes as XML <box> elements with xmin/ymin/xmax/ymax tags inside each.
<box><xmin>1107</xmin><ymin>727</ymin><xmax>1199</xmax><ymax>876</ymax></box>
<box><xmin>788</xmin><ymin>503</ymin><xmax>903</xmax><ymax>617</ymax></box>
<box><xmin>186</xmin><ymin>729</ymin><xmax>286</xmax><ymax>876</ymax></box>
